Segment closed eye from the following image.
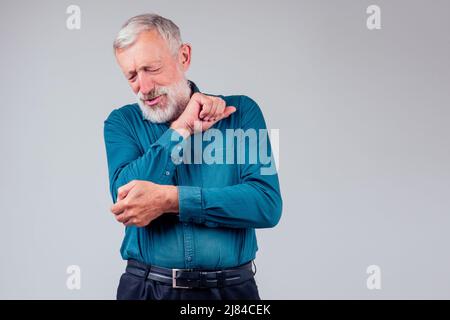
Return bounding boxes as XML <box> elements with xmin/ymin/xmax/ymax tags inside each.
<box><xmin>144</xmin><ymin>67</ymin><xmax>161</xmax><ymax>73</ymax></box>
<box><xmin>127</xmin><ymin>72</ymin><xmax>137</xmax><ymax>81</ymax></box>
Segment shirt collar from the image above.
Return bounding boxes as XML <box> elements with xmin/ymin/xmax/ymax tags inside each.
<box><xmin>188</xmin><ymin>79</ymin><xmax>200</xmax><ymax>96</ymax></box>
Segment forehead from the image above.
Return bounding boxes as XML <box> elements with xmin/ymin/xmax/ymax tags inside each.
<box><xmin>115</xmin><ymin>29</ymin><xmax>172</xmax><ymax>70</ymax></box>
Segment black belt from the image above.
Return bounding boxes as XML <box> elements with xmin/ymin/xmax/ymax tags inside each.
<box><xmin>126</xmin><ymin>259</ymin><xmax>256</xmax><ymax>289</ymax></box>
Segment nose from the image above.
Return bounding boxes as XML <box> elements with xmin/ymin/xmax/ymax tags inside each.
<box><xmin>137</xmin><ymin>72</ymin><xmax>155</xmax><ymax>96</ymax></box>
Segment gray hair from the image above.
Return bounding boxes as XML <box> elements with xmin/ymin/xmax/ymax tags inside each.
<box><xmin>113</xmin><ymin>13</ymin><xmax>182</xmax><ymax>55</ymax></box>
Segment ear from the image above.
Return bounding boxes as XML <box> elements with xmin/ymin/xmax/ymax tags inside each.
<box><xmin>178</xmin><ymin>43</ymin><xmax>192</xmax><ymax>72</ymax></box>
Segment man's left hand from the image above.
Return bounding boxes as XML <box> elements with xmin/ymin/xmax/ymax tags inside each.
<box><xmin>110</xmin><ymin>180</ymin><xmax>178</xmax><ymax>227</ymax></box>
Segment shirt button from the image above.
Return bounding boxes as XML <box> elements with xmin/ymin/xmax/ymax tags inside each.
<box><xmin>165</xmin><ymin>170</ymin><xmax>170</xmax><ymax>176</ymax></box>
<box><xmin>187</xmin><ymin>256</ymin><xmax>192</xmax><ymax>262</ymax></box>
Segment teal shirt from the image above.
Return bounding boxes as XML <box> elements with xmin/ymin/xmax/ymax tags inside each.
<box><xmin>103</xmin><ymin>80</ymin><xmax>282</xmax><ymax>269</ymax></box>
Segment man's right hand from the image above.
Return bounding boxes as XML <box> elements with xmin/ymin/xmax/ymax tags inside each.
<box><xmin>170</xmin><ymin>92</ymin><xmax>236</xmax><ymax>138</ymax></box>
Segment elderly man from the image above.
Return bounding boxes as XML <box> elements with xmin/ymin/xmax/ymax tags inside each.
<box><xmin>103</xmin><ymin>13</ymin><xmax>282</xmax><ymax>300</ymax></box>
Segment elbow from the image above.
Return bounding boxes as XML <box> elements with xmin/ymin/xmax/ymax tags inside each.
<box><xmin>269</xmin><ymin>195</ymin><xmax>283</xmax><ymax>228</ymax></box>
<box><xmin>260</xmin><ymin>192</ymin><xmax>283</xmax><ymax>228</ymax></box>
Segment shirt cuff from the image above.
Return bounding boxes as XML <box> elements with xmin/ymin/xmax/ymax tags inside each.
<box><xmin>178</xmin><ymin>186</ymin><xmax>205</xmax><ymax>224</ymax></box>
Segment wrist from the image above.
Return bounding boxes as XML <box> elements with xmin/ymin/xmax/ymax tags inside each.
<box><xmin>170</xmin><ymin>120</ymin><xmax>192</xmax><ymax>138</ymax></box>
<box><xmin>162</xmin><ymin>185</ymin><xmax>179</xmax><ymax>214</ymax></box>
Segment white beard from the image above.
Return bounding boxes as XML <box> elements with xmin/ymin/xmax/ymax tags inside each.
<box><xmin>137</xmin><ymin>78</ymin><xmax>192</xmax><ymax>123</ymax></box>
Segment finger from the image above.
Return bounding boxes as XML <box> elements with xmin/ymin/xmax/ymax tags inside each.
<box><xmin>117</xmin><ymin>180</ymin><xmax>137</xmax><ymax>201</ymax></box>
<box><xmin>199</xmin><ymin>100</ymin><xmax>213</xmax><ymax>119</ymax></box>
<box><xmin>209</xmin><ymin>100</ymin><xmax>225</xmax><ymax>121</ymax></box>
<box><xmin>111</xmin><ymin>199</ymin><xmax>127</xmax><ymax>215</ymax></box>
<box><xmin>124</xmin><ymin>218</ymin><xmax>136</xmax><ymax>227</ymax></box>
<box><xmin>205</xmin><ymin>103</ymin><xmax>218</xmax><ymax>121</ymax></box>
<box><xmin>115</xmin><ymin>212</ymin><xmax>127</xmax><ymax>223</ymax></box>
<box><xmin>116</xmin><ymin>209</ymin><xmax>132</xmax><ymax>223</ymax></box>
<box><xmin>217</xmin><ymin>99</ymin><xmax>226</xmax><ymax>114</ymax></box>
<box><xmin>222</xmin><ymin>106</ymin><xmax>237</xmax><ymax>118</ymax></box>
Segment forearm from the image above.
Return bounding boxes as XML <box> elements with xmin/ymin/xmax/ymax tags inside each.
<box><xmin>173</xmin><ymin>181</ymin><xmax>282</xmax><ymax>229</ymax></box>
<box><xmin>110</xmin><ymin>145</ymin><xmax>177</xmax><ymax>200</ymax></box>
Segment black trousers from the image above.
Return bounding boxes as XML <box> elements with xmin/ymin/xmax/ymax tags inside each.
<box><xmin>116</xmin><ymin>265</ymin><xmax>261</xmax><ymax>300</ymax></box>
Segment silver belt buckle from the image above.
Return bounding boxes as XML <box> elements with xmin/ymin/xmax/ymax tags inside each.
<box><xmin>172</xmin><ymin>268</ymin><xmax>191</xmax><ymax>289</ymax></box>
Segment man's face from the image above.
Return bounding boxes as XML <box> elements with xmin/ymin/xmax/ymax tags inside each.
<box><xmin>115</xmin><ymin>29</ymin><xmax>192</xmax><ymax>123</ymax></box>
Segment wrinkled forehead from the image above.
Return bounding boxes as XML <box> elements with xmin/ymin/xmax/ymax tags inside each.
<box><xmin>115</xmin><ymin>30</ymin><xmax>173</xmax><ymax>70</ymax></box>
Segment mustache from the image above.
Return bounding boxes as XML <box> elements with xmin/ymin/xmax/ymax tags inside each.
<box><xmin>138</xmin><ymin>89</ymin><xmax>167</xmax><ymax>101</ymax></box>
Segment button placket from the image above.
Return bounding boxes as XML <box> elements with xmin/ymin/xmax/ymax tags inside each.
<box><xmin>182</xmin><ymin>222</ymin><xmax>195</xmax><ymax>269</ymax></box>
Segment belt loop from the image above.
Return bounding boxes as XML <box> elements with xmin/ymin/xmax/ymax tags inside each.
<box><xmin>252</xmin><ymin>260</ymin><xmax>257</xmax><ymax>276</ymax></box>
<box><xmin>143</xmin><ymin>265</ymin><xmax>150</xmax><ymax>280</ymax></box>
<box><xmin>199</xmin><ymin>271</ymin><xmax>208</xmax><ymax>288</ymax></box>
<box><xmin>216</xmin><ymin>271</ymin><xmax>225</xmax><ymax>288</ymax></box>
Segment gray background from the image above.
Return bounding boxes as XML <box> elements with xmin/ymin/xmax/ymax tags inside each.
<box><xmin>0</xmin><ymin>0</ymin><xmax>449</xmax><ymax>299</ymax></box>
